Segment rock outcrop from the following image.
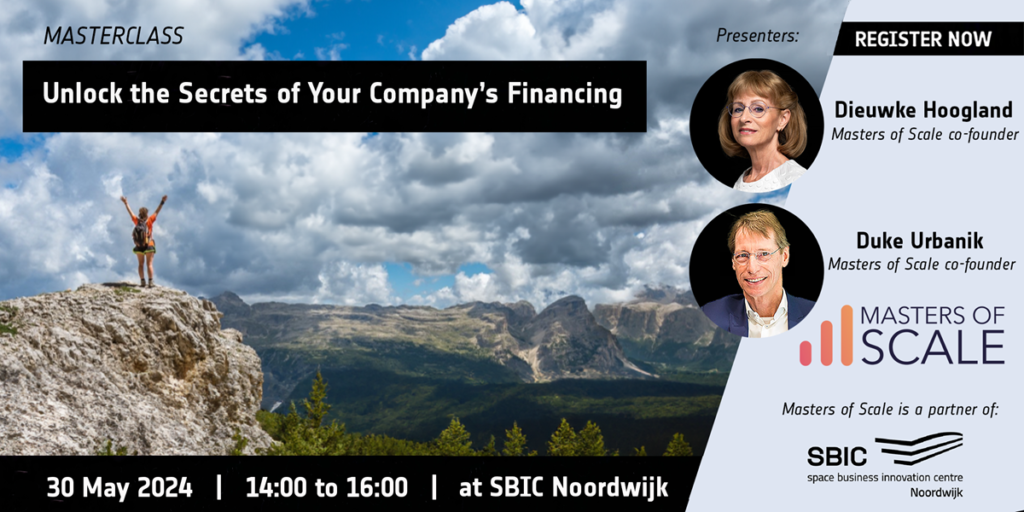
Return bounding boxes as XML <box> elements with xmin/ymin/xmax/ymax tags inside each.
<box><xmin>0</xmin><ymin>283</ymin><xmax>271</xmax><ymax>455</ymax></box>
<box><xmin>521</xmin><ymin>296</ymin><xmax>647</xmax><ymax>380</ymax></box>
<box><xmin>593</xmin><ymin>287</ymin><xmax>739</xmax><ymax>371</ymax></box>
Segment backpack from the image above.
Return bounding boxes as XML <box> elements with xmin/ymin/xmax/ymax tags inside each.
<box><xmin>132</xmin><ymin>218</ymin><xmax>149</xmax><ymax>249</ymax></box>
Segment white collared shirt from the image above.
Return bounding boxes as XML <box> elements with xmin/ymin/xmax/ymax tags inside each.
<box><xmin>745</xmin><ymin>292</ymin><xmax>789</xmax><ymax>338</ymax></box>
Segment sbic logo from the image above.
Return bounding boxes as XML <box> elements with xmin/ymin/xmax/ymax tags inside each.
<box><xmin>800</xmin><ymin>306</ymin><xmax>854</xmax><ymax>366</ymax></box>
<box><xmin>808</xmin><ymin>446</ymin><xmax>867</xmax><ymax>466</ymax></box>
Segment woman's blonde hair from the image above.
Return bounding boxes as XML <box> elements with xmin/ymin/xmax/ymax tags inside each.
<box><xmin>718</xmin><ymin>70</ymin><xmax>807</xmax><ymax>159</ymax></box>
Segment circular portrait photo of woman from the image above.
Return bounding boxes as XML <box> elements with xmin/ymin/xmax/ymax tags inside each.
<box><xmin>690</xmin><ymin>59</ymin><xmax>824</xmax><ymax>193</ymax></box>
<box><xmin>689</xmin><ymin>204</ymin><xmax>824</xmax><ymax>338</ymax></box>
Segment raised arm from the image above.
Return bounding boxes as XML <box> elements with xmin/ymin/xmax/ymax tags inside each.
<box><xmin>154</xmin><ymin>195</ymin><xmax>167</xmax><ymax>216</ymax></box>
<box><xmin>120</xmin><ymin>196</ymin><xmax>134</xmax><ymax>218</ymax></box>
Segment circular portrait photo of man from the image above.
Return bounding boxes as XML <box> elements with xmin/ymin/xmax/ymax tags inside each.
<box><xmin>690</xmin><ymin>59</ymin><xmax>824</xmax><ymax>193</ymax></box>
<box><xmin>689</xmin><ymin>204</ymin><xmax>823</xmax><ymax>338</ymax></box>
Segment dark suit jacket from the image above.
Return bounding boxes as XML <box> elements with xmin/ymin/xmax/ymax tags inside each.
<box><xmin>700</xmin><ymin>292</ymin><xmax>815</xmax><ymax>337</ymax></box>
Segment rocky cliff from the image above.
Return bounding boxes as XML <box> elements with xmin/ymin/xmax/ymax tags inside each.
<box><xmin>0</xmin><ymin>284</ymin><xmax>271</xmax><ymax>455</ymax></box>
<box><xmin>593</xmin><ymin>287</ymin><xmax>739</xmax><ymax>371</ymax></box>
<box><xmin>520</xmin><ymin>296</ymin><xmax>647</xmax><ymax>379</ymax></box>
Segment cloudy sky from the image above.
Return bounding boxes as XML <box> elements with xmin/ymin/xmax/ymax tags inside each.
<box><xmin>0</xmin><ymin>0</ymin><xmax>847</xmax><ymax>308</ymax></box>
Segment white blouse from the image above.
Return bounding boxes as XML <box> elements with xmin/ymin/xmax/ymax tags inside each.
<box><xmin>733</xmin><ymin>159</ymin><xmax>808</xmax><ymax>193</ymax></box>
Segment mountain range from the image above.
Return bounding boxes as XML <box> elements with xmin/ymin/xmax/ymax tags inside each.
<box><xmin>210</xmin><ymin>286</ymin><xmax>738</xmax><ymax>411</ymax></box>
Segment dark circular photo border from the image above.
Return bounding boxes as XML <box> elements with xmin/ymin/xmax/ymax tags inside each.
<box><xmin>689</xmin><ymin>203</ymin><xmax>824</xmax><ymax>332</ymax></box>
<box><xmin>690</xmin><ymin>59</ymin><xmax>825</xmax><ymax>190</ymax></box>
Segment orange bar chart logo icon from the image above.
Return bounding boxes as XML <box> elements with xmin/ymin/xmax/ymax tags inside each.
<box><xmin>800</xmin><ymin>305</ymin><xmax>853</xmax><ymax>366</ymax></box>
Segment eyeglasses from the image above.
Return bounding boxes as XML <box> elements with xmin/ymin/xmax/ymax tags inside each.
<box><xmin>726</xmin><ymin>101</ymin><xmax>785</xmax><ymax>119</ymax></box>
<box><xmin>732</xmin><ymin>247</ymin><xmax>782</xmax><ymax>264</ymax></box>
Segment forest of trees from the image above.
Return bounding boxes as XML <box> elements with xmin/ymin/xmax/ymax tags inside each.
<box><xmin>245</xmin><ymin>371</ymin><xmax>695</xmax><ymax>457</ymax></box>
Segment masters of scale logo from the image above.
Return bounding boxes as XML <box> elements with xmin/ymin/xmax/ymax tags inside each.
<box><xmin>798</xmin><ymin>304</ymin><xmax>1005</xmax><ymax>366</ymax></box>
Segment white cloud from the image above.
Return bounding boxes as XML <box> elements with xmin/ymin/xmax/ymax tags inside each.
<box><xmin>0</xmin><ymin>0</ymin><xmax>845</xmax><ymax>310</ymax></box>
<box><xmin>421</xmin><ymin>2</ymin><xmax>542</xmax><ymax>60</ymax></box>
<box><xmin>314</xmin><ymin>261</ymin><xmax>394</xmax><ymax>305</ymax></box>
<box><xmin>101</xmin><ymin>173</ymin><xmax>123</xmax><ymax>199</ymax></box>
<box><xmin>315</xmin><ymin>43</ymin><xmax>348</xmax><ymax>61</ymax></box>
<box><xmin>452</xmin><ymin>272</ymin><xmax>502</xmax><ymax>303</ymax></box>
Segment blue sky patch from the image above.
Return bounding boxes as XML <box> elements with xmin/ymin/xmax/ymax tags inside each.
<box><xmin>252</xmin><ymin>0</ymin><xmax>516</xmax><ymax>61</ymax></box>
<box><xmin>385</xmin><ymin>260</ymin><xmax>492</xmax><ymax>301</ymax></box>
<box><xmin>0</xmin><ymin>135</ymin><xmax>47</xmax><ymax>161</ymax></box>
